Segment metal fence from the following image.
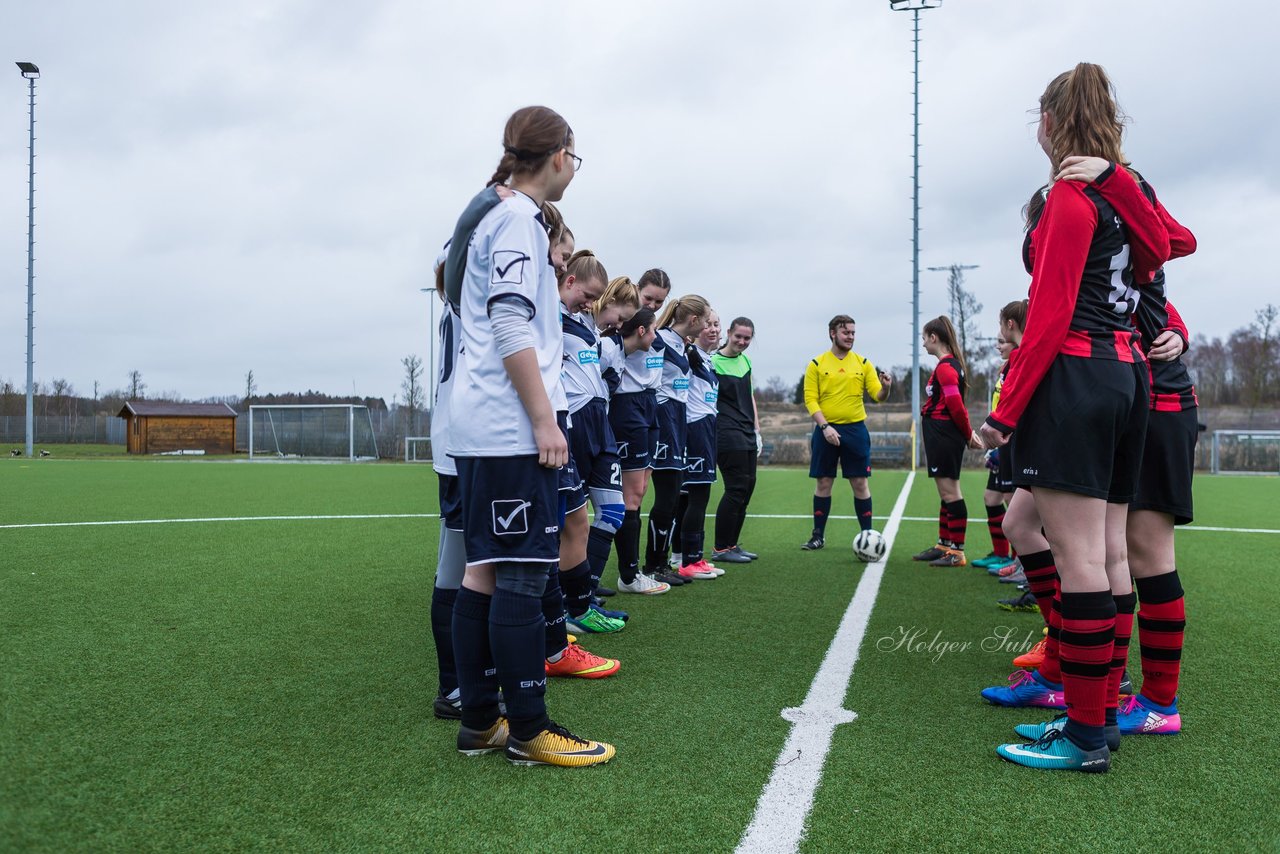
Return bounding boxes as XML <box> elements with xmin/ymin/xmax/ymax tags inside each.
<box><xmin>0</xmin><ymin>414</ymin><xmax>126</xmax><ymax>445</ymax></box>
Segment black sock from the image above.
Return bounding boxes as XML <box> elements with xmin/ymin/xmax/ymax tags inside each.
<box><xmin>671</xmin><ymin>492</ymin><xmax>688</xmax><ymax>554</ymax></box>
<box><xmin>430</xmin><ymin>585</ymin><xmax>458</xmax><ymax>696</ymax></box>
<box><xmin>451</xmin><ymin>587</ymin><xmax>501</xmax><ymax>730</ymax></box>
<box><xmin>681</xmin><ymin>484</ymin><xmax>711</xmax><ymax>563</ymax></box>
<box><xmin>854</xmin><ymin>496</ymin><xmax>873</xmax><ymax>531</ymax></box>
<box><xmin>540</xmin><ymin>565</ymin><xmax>568</xmax><ymax>658</ymax></box>
<box><xmin>616</xmin><ymin>510</ymin><xmax>641</xmax><ymax>583</ymax></box>
<box><xmin>586</xmin><ymin>527</ymin><xmax>615</xmax><ymax>593</ymax></box>
<box><xmin>560</xmin><ymin>559</ymin><xmax>594</xmax><ymax>619</ymax></box>
<box><xmin>645</xmin><ymin>471</ymin><xmax>681</xmax><ymax>569</ymax></box>
<box><xmin>813</xmin><ymin>495</ymin><xmax>833</xmax><ymax>536</ymax></box>
<box><xmin>490</xmin><ymin>586</ymin><xmax>550</xmax><ymax>741</ymax></box>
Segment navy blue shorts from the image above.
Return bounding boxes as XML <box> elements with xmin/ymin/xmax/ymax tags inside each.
<box><xmin>809</xmin><ymin>421</ymin><xmax>872</xmax><ymax>480</ymax></box>
<box><xmin>557</xmin><ymin>412</ymin><xmax>587</xmax><ymax>513</ymax></box>
<box><xmin>683</xmin><ymin>415</ymin><xmax>718</xmax><ymax>485</ymax></box>
<box><xmin>569</xmin><ymin>398</ymin><xmax>622</xmax><ymax>492</ymax></box>
<box><xmin>455</xmin><ymin>455</ymin><xmax>560</xmax><ymax>566</ymax></box>
<box><xmin>1011</xmin><ymin>355</ymin><xmax>1149</xmax><ymax>503</ymax></box>
<box><xmin>652</xmin><ymin>399</ymin><xmax>687</xmax><ymax>472</ymax></box>
<box><xmin>438</xmin><ymin>473</ymin><xmax>463</xmax><ymax>531</ymax></box>
<box><xmin>609</xmin><ymin>391</ymin><xmax>655</xmax><ymax>472</ymax></box>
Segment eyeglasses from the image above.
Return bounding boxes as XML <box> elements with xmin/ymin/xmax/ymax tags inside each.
<box><xmin>565</xmin><ymin>150</ymin><xmax>582</xmax><ymax>172</ymax></box>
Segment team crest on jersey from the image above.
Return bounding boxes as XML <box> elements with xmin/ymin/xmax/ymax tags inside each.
<box><xmin>646</xmin><ymin>355</ymin><xmax>664</xmax><ymax>370</ymax></box>
<box><xmin>491</xmin><ymin>250</ymin><xmax>530</xmax><ymax>285</ymax></box>
<box><xmin>577</xmin><ymin>349</ymin><xmax>599</xmax><ymax>365</ymax></box>
<box><xmin>673</xmin><ymin>378</ymin><xmax>690</xmax><ymax>391</ymax></box>
<box><xmin>491</xmin><ymin>499</ymin><xmax>530</xmax><ymax>536</ymax></box>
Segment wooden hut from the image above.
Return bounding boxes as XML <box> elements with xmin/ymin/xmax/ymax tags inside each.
<box><xmin>117</xmin><ymin>402</ymin><xmax>238</xmax><ymax>454</ymax></box>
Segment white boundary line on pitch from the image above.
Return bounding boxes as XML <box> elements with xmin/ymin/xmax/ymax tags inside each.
<box><xmin>0</xmin><ymin>514</ymin><xmax>434</xmax><ymax>530</ymax></box>
<box><xmin>1</xmin><ymin>510</ymin><xmax>1275</xmax><ymax>536</ymax></box>
<box><xmin>735</xmin><ymin>471</ymin><xmax>916</xmax><ymax>854</ymax></box>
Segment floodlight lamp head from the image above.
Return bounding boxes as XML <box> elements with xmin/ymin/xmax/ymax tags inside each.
<box><xmin>889</xmin><ymin>0</ymin><xmax>942</xmax><ymax>10</ymax></box>
<box><xmin>16</xmin><ymin>61</ymin><xmax>40</xmax><ymax>79</ymax></box>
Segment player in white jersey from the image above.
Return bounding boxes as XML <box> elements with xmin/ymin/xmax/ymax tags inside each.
<box><xmin>447</xmin><ymin>105</ymin><xmax>613</xmax><ymax>768</ymax></box>
<box><xmin>644</xmin><ymin>295</ymin><xmax>711</xmax><ymax>582</ymax></box>
<box><xmin>670</xmin><ymin>309</ymin><xmax>724</xmax><ymax>580</ymax></box>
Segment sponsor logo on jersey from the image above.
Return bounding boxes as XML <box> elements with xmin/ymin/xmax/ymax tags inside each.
<box><xmin>646</xmin><ymin>355</ymin><xmax>664</xmax><ymax>370</ymax></box>
<box><xmin>704</xmin><ymin>391</ymin><xmax>718</xmax><ymax>403</ymax></box>
<box><xmin>491</xmin><ymin>250</ymin><xmax>530</xmax><ymax>285</ymax></box>
<box><xmin>673</xmin><ymin>378</ymin><xmax>690</xmax><ymax>390</ymax></box>
<box><xmin>577</xmin><ymin>349</ymin><xmax>599</xmax><ymax>365</ymax></box>
<box><xmin>491</xmin><ymin>499</ymin><xmax>530</xmax><ymax>535</ymax></box>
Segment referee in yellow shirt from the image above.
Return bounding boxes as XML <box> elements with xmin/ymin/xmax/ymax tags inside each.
<box><xmin>801</xmin><ymin>314</ymin><xmax>892</xmax><ymax>550</ymax></box>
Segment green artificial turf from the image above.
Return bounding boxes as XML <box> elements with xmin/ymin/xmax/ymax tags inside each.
<box><xmin>2</xmin><ymin>460</ymin><xmax>1277</xmax><ymax>852</ymax></box>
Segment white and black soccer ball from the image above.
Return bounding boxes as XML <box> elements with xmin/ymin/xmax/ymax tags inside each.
<box><xmin>852</xmin><ymin>529</ymin><xmax>886</xmax><ymax>563</ymax></box>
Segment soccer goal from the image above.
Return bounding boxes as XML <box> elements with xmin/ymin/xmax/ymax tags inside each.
<box><xmin>404</xmin><ymin>436</ymin><xmax>433</xmax><ymax>463</ymax></box>
<box><xmin>1210</xmin><ymin>430</ymin><xmax>1280</xmax><ymax>475</ymax></box>
<box><xmin>248</xmin><ymin>405</ymin><xmax>380</xmax><ymax>461</ymax></box>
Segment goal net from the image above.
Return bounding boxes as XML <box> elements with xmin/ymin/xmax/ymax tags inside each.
<box><xmin>248</xmin><ymin>405</ymin><xmax>379</xmax><ymax>461</ymax></box>
<box><xmin>1210</xmin><ymin>430</ymin><xmax>1280</xmax><ymax>475</ymax></box>
<box><xmin>404</xmin><ymin>436</ymin><xmax>433</xmax><ymax>463</ymax></box>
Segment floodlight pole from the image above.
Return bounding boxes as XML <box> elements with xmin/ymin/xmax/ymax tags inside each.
<box><xmin>16</xmin><ymin>63</ymin><xmax>39</xmax><ymax>457</ymax></box>
<box><xmin>888</xmin><ymin>2</ymin><xmax>940</xmax><ymax>468</ymax></box>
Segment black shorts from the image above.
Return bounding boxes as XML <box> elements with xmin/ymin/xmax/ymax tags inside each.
<box><xmin>568</xmin><ymin>398</ymin><xmax>621</xmax><ymax>493</ymax></box>
<box><xmin>1010</xmin><ymin>355</ymin><xmax>1149</xmax><ymax>503</ymax></box>
<box><xmin>438</xmin><ymin>473</ymin><xmax>463</xmax><ymax>531</ymax></box>
<box><xmin>455</xmin><ymin>455</ymin><xmax>560</xmax><ymax>567</ymax></box>
<box><xmin>923</xmin><ymin>418</ymin><xmax>966</xmax><ymax>479</ymax></box>
<box><xmin>809</xmin><ymin>421</ymin><xmax>872</xmax><ymax>480</ymax></box>
<box><xmin>652</xmin><ymin>399</ymin><xmax>688</xmax><ymax>472</ymax></box>
<box><xmin>683</xmin><ymin>415</ymin><xmax>718</xmax><ymax>485</ymax></box>
<box><xmin>1131</xmin><ymin>406</ymin><xmax>1197</xmax><ymax>525</ymax></box>
<box><xmin>609</xmin><ymin>391</ymin><xmax>655</xmax><ymax>472</ymax></box>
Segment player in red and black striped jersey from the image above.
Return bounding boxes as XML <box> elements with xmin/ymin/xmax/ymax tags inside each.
<box><xmin>1054</xmin><ymin>156</ymin><xmax>1198</xmax><ymax>738</ymax></box>
<box><xmin>913</xmin><ymin>316</ymin><xmax>982</xmax><ymax>567</ymax></box>
<box><xmin>981</xmin><ymin>63</ymin><xmax>1173</xmax><ymax>773</ymax></box>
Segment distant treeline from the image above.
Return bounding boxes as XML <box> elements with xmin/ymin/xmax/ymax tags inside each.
<box><xmin>0</xmin><ymin>380</ymin><xmax>389</xmax><ymax>418</ymax></box>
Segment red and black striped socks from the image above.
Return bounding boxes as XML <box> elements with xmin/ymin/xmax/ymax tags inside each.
<box><xmin>1059</xmin><ymin>590</ymin><xmax>1116</xmax><ymax>751</ymax></box>
<box><xmin>1135</xmin><ymin>571</ymin><xmax>1186</xmax><ymax>707</ymax></box>
<box><xmin>943</xmin><ymin>500</ymin><xmax>968</xmax><ymax>548</ymax></box>
<box><xmin>985</xmin><ymin>503</ymin><xmax>1011</xmax><ymax>557</ymax></box>
<box><xmin>1107</xmin><ymin>591</ymin><xmax>1138</xmax><ymax>724</ymax></box>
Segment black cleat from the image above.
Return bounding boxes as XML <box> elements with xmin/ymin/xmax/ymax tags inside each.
<box><xmin>650</xmin><ymin>569</ymin><xmax>686</xmax><ymax>586</ymax></box>
<box><xmin>595</xmin><ymin>586</ymin><xmax>617</xmax><ymax>598</ymax></box>
<box><xmin>913</xmin><ymin>544</ymin><xmax>947</xmax><ymax>562</ymax></box>
<box><xmin>433</xmin><ymin>692</ymin><xmax>462</xmax><ymax>720</ymax></box>
<box><xmin>800</xmin><ymin>533</ymin><xmax>825</xmax><ymax>551</ymax></box>
<box><xmin>1119</xmin><ymin>669</ymin><xmax>1133</xmax><ymax>696</ymax></box>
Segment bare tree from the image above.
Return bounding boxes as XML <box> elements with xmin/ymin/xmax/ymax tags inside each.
<box><xmin>1237</xmin><ymin>304</ymin><xmax>1279</xmax><ymax>422</ymax></box>
<box><xmin>942</xmin><ymin>266</ymin><xmax>984</xmax><ymax>368</ymax></box>
<box><xmin>128</xmin><ymin>370</ymin><xmax>146</xmax><ymax>400</ymax></box>
<box><xmin>401</xmin><ymin>355</ymin><xmax>424</xmax><ymax>435</ymax></box>
<box><xmin>245</xmin><ymin>370</ymin><xmax>258</xmax><ymax>408</ymax></box>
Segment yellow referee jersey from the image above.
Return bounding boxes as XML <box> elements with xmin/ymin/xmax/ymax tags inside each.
<box><xmin>803</xmin><ymin>350</ymin><xmax>884</xmax><ymax>424</ymax></box>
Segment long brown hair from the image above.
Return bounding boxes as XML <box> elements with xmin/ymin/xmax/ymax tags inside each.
<box><xmin>488</xmin><ymin>106</ymin><xmax>573</xmax><ymax>188</ymax></box>
<box><xmin>638</xmin><ymin>268</ymin><xmax>671</xmax><ymax>293</ymax></box>
<box><xmin>594</xmin><ymin>276</ymin><xmax>640</xmax><ymax>316</ymax></box>
<box><xmin>564</xmin><ymin>249</ymin><xmax>608</xmax><ymax>289</ymax></box>
<box><xmin>923</xmin><ymin>315</ymin><xmax>968</xmax><ymax>396</ymax></box>
<box><xmin>999</xmin><ymin>299</ymin><xmax>1028</xmax><ymax>332</ymax></box>
<box><xmin>1039</xmin><ymin>63</ymin><xmax>1127</xmax><ymax>174</ymax></box>
<box><xmin>656</xmin><ymin>294</ymin><xmax>710</xmax><ymax>331</ymax></box>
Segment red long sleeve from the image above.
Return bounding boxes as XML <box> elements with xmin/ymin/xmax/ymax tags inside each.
<box><xmin>1092</xmin><ymin>165</ymin><xmax>1170</xmax><ymax>286</ymax></box>
<box><xmin>934</xmin><ymin>361</ymin><xmax>973</xmax><ymax>436</ymax></box>
<box><xmin>988</xmin><ymin>182</ymin><xmax>1097</xmax><ymax>433</ymax></box>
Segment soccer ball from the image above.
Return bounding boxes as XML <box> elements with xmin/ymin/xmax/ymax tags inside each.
<box><xmin>852</xmin><ymin>529</ymin><xmax>886</xmax><ymax>563</ymax></box>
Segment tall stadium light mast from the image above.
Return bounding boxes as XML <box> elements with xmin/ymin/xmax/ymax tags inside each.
<box><xmin>16</xmin><ymin>61</ymin><xmax>40</xmax><ymax>459</ymax></box>
<box><xmin>888</xmin><ymin>1</ymin><xmax>940</xmax><ymax>467</ymax></box>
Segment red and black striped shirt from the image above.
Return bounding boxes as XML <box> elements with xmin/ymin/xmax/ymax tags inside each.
<box><xmin>989</xmin><ymin>166</ymin><xmax>1170</xmax><ymax>433</ymax></box>
<box><xmin>922</xmin><ymin>355</ymin><xmax>972</xmax><ymax>436</ymax></box>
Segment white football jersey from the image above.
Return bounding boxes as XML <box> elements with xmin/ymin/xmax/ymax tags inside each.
<box><xmin>686</xmin><ymin>344</ymin><xmax>719</xmax><ymax>421</ymax></box>
<box><xmin>603</xmin><ymin>334</ymin><xmax>661</xmax><ymax>395</ymax></box>
<box><xmin>449</xmin><ymin>192</ymin><xmax>565</xmax><ymax>457</ymax></box>
<box><xmin>561</xmin><ymin>307</ymin><xmax>608</xmax><ymax>414</ymax></box>
<box><xmin>655</xmin><ymin>328</ymin><xmax>691</xmax><ymax>405</ymax></box>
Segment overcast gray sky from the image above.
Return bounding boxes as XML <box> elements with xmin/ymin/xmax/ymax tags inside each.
<box><xmin>3</xmin><ymin>1</ymin><xmax>1276</xmax><ymax>405</ymax></box>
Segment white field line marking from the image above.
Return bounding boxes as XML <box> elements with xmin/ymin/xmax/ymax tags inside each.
<box><xmin>736</xmin><ymin>472</ymin><xmax>916</xmax><ymax>854</ymax></box>
<box><xmin>1</xmin><ymin>510</ymin><xmax>1274</xmax><ymax>536</ymax></box>
<box><xmin>0</xmin><ymin>514</ymin><xmax>434</xmax><ymax>530</ymax></box>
